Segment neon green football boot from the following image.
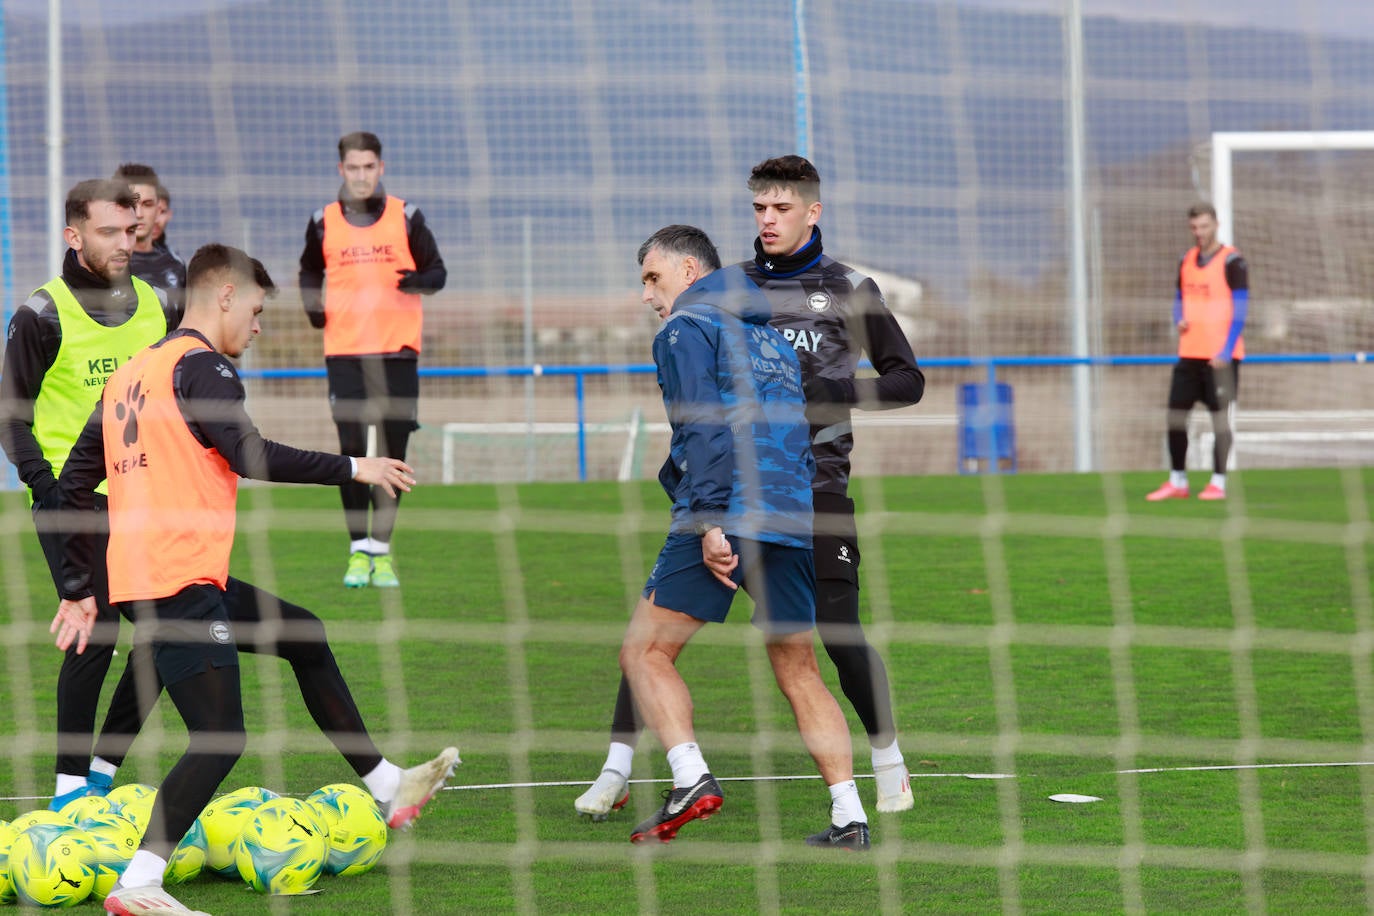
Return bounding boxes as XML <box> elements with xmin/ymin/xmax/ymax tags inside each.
<box><xmin>343</xmin><ymin>551</ymin><xmax>372</xmax><ymax>588</ymax></box>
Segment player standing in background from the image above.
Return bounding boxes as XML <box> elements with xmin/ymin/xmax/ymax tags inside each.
<box><xmin>51</xmin><ymin>244</ymin><xmax>458</xmax><ymax>916</ymax></box>
<box><xmin>619</xmin><ymin>225</ymin><xmax>869</xmax><ymax>849</ymax></box>
<box><xmin>0</xmin><ymin>179</ymin><xmax>173</xmax><ymax>811</ymax></box>
<box><xmin>1146</xmin><ymin>201</ymin><xmax>1248</xmax><ymax>502</ymax></box>
<box><xmin>577</xmin><ymin>156</ymin><xmax>924</xmax><ymax>820</ymax></box>
<box><xmin>152</xmin><ymin>182</ymin><xmax>175</xmax><ymax>252</ymax></box>
<box><xmin>112</xmin><ymin>164</ymin><xmax>187</xmax><ymax>327</ymax></box>
<box><xmin>299</xmin><ymin>131</ymin><xmax>447</xmax><ymax>589</ymax></box>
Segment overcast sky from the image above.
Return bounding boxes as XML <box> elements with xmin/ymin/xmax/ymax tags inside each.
<box><xmin>8</xmin><ymin>0</ymin><xmax>1374</xmax><ymax>38</ymax></box>
<box><xmin>962</xmin><ymin>0</ymin><xmax>1374</xmax><ymax>37</ymax></box>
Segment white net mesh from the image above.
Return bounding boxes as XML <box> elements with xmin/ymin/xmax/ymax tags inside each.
<box><xmin>2</xmin><ymin>1</ymin><xmax>1374</xmax><ymax>912</ymax></box>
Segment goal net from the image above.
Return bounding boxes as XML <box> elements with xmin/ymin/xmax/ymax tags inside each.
<box><xmin>1</xmin><ymin>1</ymin><xmax>1372</xmax><ymax>913</ymax></box>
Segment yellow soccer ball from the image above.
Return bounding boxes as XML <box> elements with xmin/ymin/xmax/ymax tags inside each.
<box><xmin>9</xmin><ymin>823</ymin><xmax>96</xmax><ymax>908</ymax></box>
<box><xmin>163</xmin><ymin>817</ymin><xmax>209</xmax><ymax>886</ymax></box>
<box><xmin>78</xmin><ymin>812</ymin><xmax>140</xmax><ymax>899</ymax></box>
<box><xmin>233</xmin><ymin>798</ymin><xmax>329</xmax><ymax>895</ymax></box>
<box><xmin>306</xmin><ymin>783</ymin><xmax>388</xmax><ymax>876</ymax></box>
<box><xmin>198</xmin><ymin>786</ymin><xmax>278</xmax><ymax>876</ymax></box>
<box><xmin>0</xmin><ymin>821</ymin><xmax>18</xmax><ymax>904</ymax></box>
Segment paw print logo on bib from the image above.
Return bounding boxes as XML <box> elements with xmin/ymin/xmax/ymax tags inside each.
<box><xmin>114</xmin><ymin>380</ymin><xmax>146</xmax><ymax>447</ymax></box>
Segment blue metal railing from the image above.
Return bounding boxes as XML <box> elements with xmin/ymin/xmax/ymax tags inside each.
<box><xmin>239</xmin><ymin>351</ymin><xmax>1371</xmax><ymax>481</ymax></box>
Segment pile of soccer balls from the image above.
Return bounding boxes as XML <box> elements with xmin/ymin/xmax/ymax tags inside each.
<box><xmin>0</xmin><ymin>781</ymin><xmax>388</xmax><ymax>906</ymax></box>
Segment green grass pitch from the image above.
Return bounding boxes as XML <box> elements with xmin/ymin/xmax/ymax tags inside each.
<box><xmin>1</xmin><ymin>466</ymin><xmax>1372</xmax><ymax>913</ymax></box>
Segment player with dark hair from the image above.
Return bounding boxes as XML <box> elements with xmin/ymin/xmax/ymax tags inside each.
<box><xmin>577</xmin><ymin>157</ymin><xmax>925</xmax><ymax>820</ymax></box>
<box><xmin>619</xmin><ymin>224</ymin><xmax>869</xmax><ymax>849</ymax></box>
<box><xmin>112</xmin><ymin>164</ymin><xmax>186</xmax><ymax>325</ymax></box>
<box><xmin>152</xmin><ymin>183</ymin><xmax>179</xmax><ymax>255</ymax></box>
<box><xmin>52</xmin><ymin>243</ymin><xmax>458</xmax><ymax>916</ymax></box>
<box><xmin>1146</xmin><ymin>201</ymin><xmax>1248</xmax><ymax>502</ymax></box>
<box><xmin>0</xmin><ymin>178</ymin><xmax>173</xmax><ymax>811</ymax></box>
<box><xmin>299</xmin><ymin>130</ymin><xmax>447</xmax><ymax>589</ymax></box>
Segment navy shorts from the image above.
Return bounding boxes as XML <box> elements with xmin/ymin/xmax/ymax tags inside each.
<box><xmin>643</xmin><ymin>533</ymin><xmax>816</xmax><ymax>635</ymax></box>
<box><xmin>120</xmin><ymin>584</ymin><xmax>239</xmax><ymax>688</ymax></box>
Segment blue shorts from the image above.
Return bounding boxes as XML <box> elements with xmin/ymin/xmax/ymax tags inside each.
<box><xmin>643</xmin><ymin>534</ymin><xmax>816</xmax><ymax>635</ymax></box>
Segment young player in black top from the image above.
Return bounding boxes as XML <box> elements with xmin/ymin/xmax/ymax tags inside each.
<box><xmin>52</xmin><ymin>244</ymin><xmax>457</xmax><ymax>916</ymax></box>
<box><xmin>577</xmin><ymin>156</ymin><xmax>925</xmax><ymax>819</ymax></box>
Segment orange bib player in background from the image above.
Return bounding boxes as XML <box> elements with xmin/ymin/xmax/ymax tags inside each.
<box><xmin>299</xmin><ymin>131</ymin><xmax>447</xmax><ymax>589</ymax></box>
<box><xmin>1146</xmin><ymin>201</ymin><xmax>1249</xmax><ymax>503</ymax></box>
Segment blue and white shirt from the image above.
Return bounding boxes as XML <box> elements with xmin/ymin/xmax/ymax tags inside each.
<box><xmin>654</xmin><ymin>265</ymin><xmax>814</xmax><ymax>548</ymax></box>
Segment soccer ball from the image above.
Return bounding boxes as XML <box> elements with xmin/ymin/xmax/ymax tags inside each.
<box><xmin>199</xmin><ymin>786</ymin><xmax>278</xmax><ymax>876</ymax></box>
<box><xmin>0</xmin><ymin>821</ymin><xmax>18</xmax><ymax>904</ymax></box>
<box><xmin>233</xmin><ymin>798</ymin><xmax>329</xmax><ymax>895</ymax></box>
<box><xmin>104</xmin><ymin>782</ymin><xmax>156</xmax><ymax>812</ymax></box>
<box><xmin>76</xmin><ymin>812</ymin><xmax>139</xmax><ymax>899</ymax></box>
<box><xmin>306</xmin><ymin>783</ymin><xmax>388</xmax><ymax>876</ymax></box>
<box><xmin>59</xmin><ymin>794</ymin><xmax>114</xmax><ymax>824</ymax></box>
<box><xmin>9</xmin><ymin>823</ymin><xmax>96</xmax><ymax>908</ymax></box>
<box><xmin>106</xmin><ymin>784</ymin><xmax>157</xmax><ymax>832</ymax></box>
<box><xmin>164</xmin><ymin>817</ymin><xmax>209</xmax><ymax>886</ymax></box>
<box><xmin>9</xmin><ymin>809</ymin><xmax>69</xmax><ymax>833</ymax></box>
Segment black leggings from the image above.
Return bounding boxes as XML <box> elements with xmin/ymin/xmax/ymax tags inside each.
<box><xmin>93</xmin><ymin>577</ymin><xmax>383</xmax><ymax>777</ymax></box>
<box><xmin>141</xmin><ymin>663</ymin><xmax>245</xmax><ymax>857</ymax></box>
<box><xmin>35</xmin><ymin>496</ymin><xmax>123</xmax><ymax>778</ymax></box>
<box><xmin>327</xmin><ymin>356</ymin><xmax>418</xmax><ymax>544</ymax></box>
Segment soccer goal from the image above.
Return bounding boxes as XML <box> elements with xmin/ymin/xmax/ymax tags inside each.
<box><xmin>1198</xmin><ymin>131</ymin><xmax>1374</xmax><ymax>468</ymax></box>
<box><xmin>438</xmin><ymin>410</ymin><xmax>669</xmax><ymax>484</ymax></box>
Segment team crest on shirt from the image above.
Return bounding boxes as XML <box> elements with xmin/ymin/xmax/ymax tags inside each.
<box><xmin>807</xmin><ymin>292</ymin><xmax>831</xmax><ymax>313</ymax></box>
<box><xmin>164</xmin><ymin>271</ymin><xmax>181</xmax><ymax>288</ymax></box>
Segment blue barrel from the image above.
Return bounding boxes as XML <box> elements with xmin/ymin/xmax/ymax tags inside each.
<box><xmin>957</xmin><ymin>383</ymin><xmax>1016</xmax><ymax>474</ymax></box>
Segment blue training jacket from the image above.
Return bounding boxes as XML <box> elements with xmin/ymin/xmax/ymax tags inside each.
<box><xmin>653</xmin><ymin>264</ymin><xmax>815</xmax><ymax>548</ymax></box>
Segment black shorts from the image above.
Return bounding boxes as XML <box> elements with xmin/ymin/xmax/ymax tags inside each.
<box><xmin>326</xmin><ymin>354</ymin><xmax>420</xmax><ymax>428</ymax></box>
<box><xmin>813</xmin><ymin>490</ymin><xmax>860</xmax><ymax>584</ymax></box>
<box><xmin>120</xmin><ymin>584</ymin><xmax>239</xmax><ymax>688</ymax></box>
<box><xmin>1168</xmin><ymin>358</ymin><xmax>1241</xmax><ymax>412</ymax></box>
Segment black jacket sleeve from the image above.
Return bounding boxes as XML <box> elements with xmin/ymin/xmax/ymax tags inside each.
<box><xmin>54</xmin><ymin>399</ymin><xmax>108</xmax><ymax>600</ymax></box>
<box><xmin>176</xmin><ymin>350</ymin><xmax>353</xmax><ymax>484</ymax></box>
<box><xmin>405</xmin><ymin>208</ymin><xmax>447</xmax><ymax>294</ymax></box>
<box><xmin>849</xmin><ymin>278</ymin><xmax>925</xmax><ymax>410</ymax></box>
<box><xmin>1225</xmin><ymin>253</ymin><xmax>1248</xmax><ymax>291</ymax></box>
<box><xmin>298</xmin><ymin>211</ymin><xmax>327</xmax><ymax>329</ymax></box>
<box><xmin>0</xmin><ymin>298</ymin><xmax>61</xmax><ymax>500</ymax></box>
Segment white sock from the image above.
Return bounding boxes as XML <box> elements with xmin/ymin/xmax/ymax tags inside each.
<box><xmin>870</xmin><ymin>739</ymin><xmax>904</xmax><ymax>770</ymax></box>
<box><xmin>90</xmin><ymin>757</ymin><xmax>117</xmax><ymax>779</ymax></box>
<box><xmin>1170</xmin><ymin>470</ymin><xmax>1189</xmax><ymax>488</ymax></box>
<box><xmin>369</xmin><ymin>538</ymin><xmax>390</xmax><ymax>556</ymax></box>
<box><xmin>349</xmin><ymin>539</ymin><xmax>371</xmax><ymax>555</ymax></box>
<box><xmin>54</xmin><ymin>773</ymin><xmax>84</xmax><ymax>797</ymax></box>
<box><xmin>117</xmin><ymin>850</ymin><xmax>168</xmax><ymax>889</ymax></box>
<box><xmin>828</xmin><ymin>779</ymin><xmax>868</xmax><ymax>827</ymax></box>
<box><xmin>363</xmin><ymin>759</ymin><xmax>402</xmax><ymax>805</ymax></box>
<box><xmin>666</xmin><ymin>742</ymin><xmax>708</xmax><ymax>787</ymax></box>
<box><xmin>1209</xmin><ymin>474</ymin><xmax>1226</xmax><ymax>492</ymax></box>
<box><xmin>603</xmin><ymin>741</ymin><xmax>635</xmax><ymax>777</ymax></box>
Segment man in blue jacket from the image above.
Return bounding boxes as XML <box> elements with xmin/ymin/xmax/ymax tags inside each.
<box><xmin>618</xmin><ymin>225</ymin><xmax>869</xmax><ymax>850</ymax></box>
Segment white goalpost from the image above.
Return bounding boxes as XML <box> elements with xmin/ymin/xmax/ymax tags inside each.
<box><xmin>1202</xmin><ymin>130</ymin><xmax>1374</xmax><ymax>469</ymax></box>
<box><xmin>1211</xmin><ymin>130</ymin><xmax>1374</xmax><ymax>245</ymax></box>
